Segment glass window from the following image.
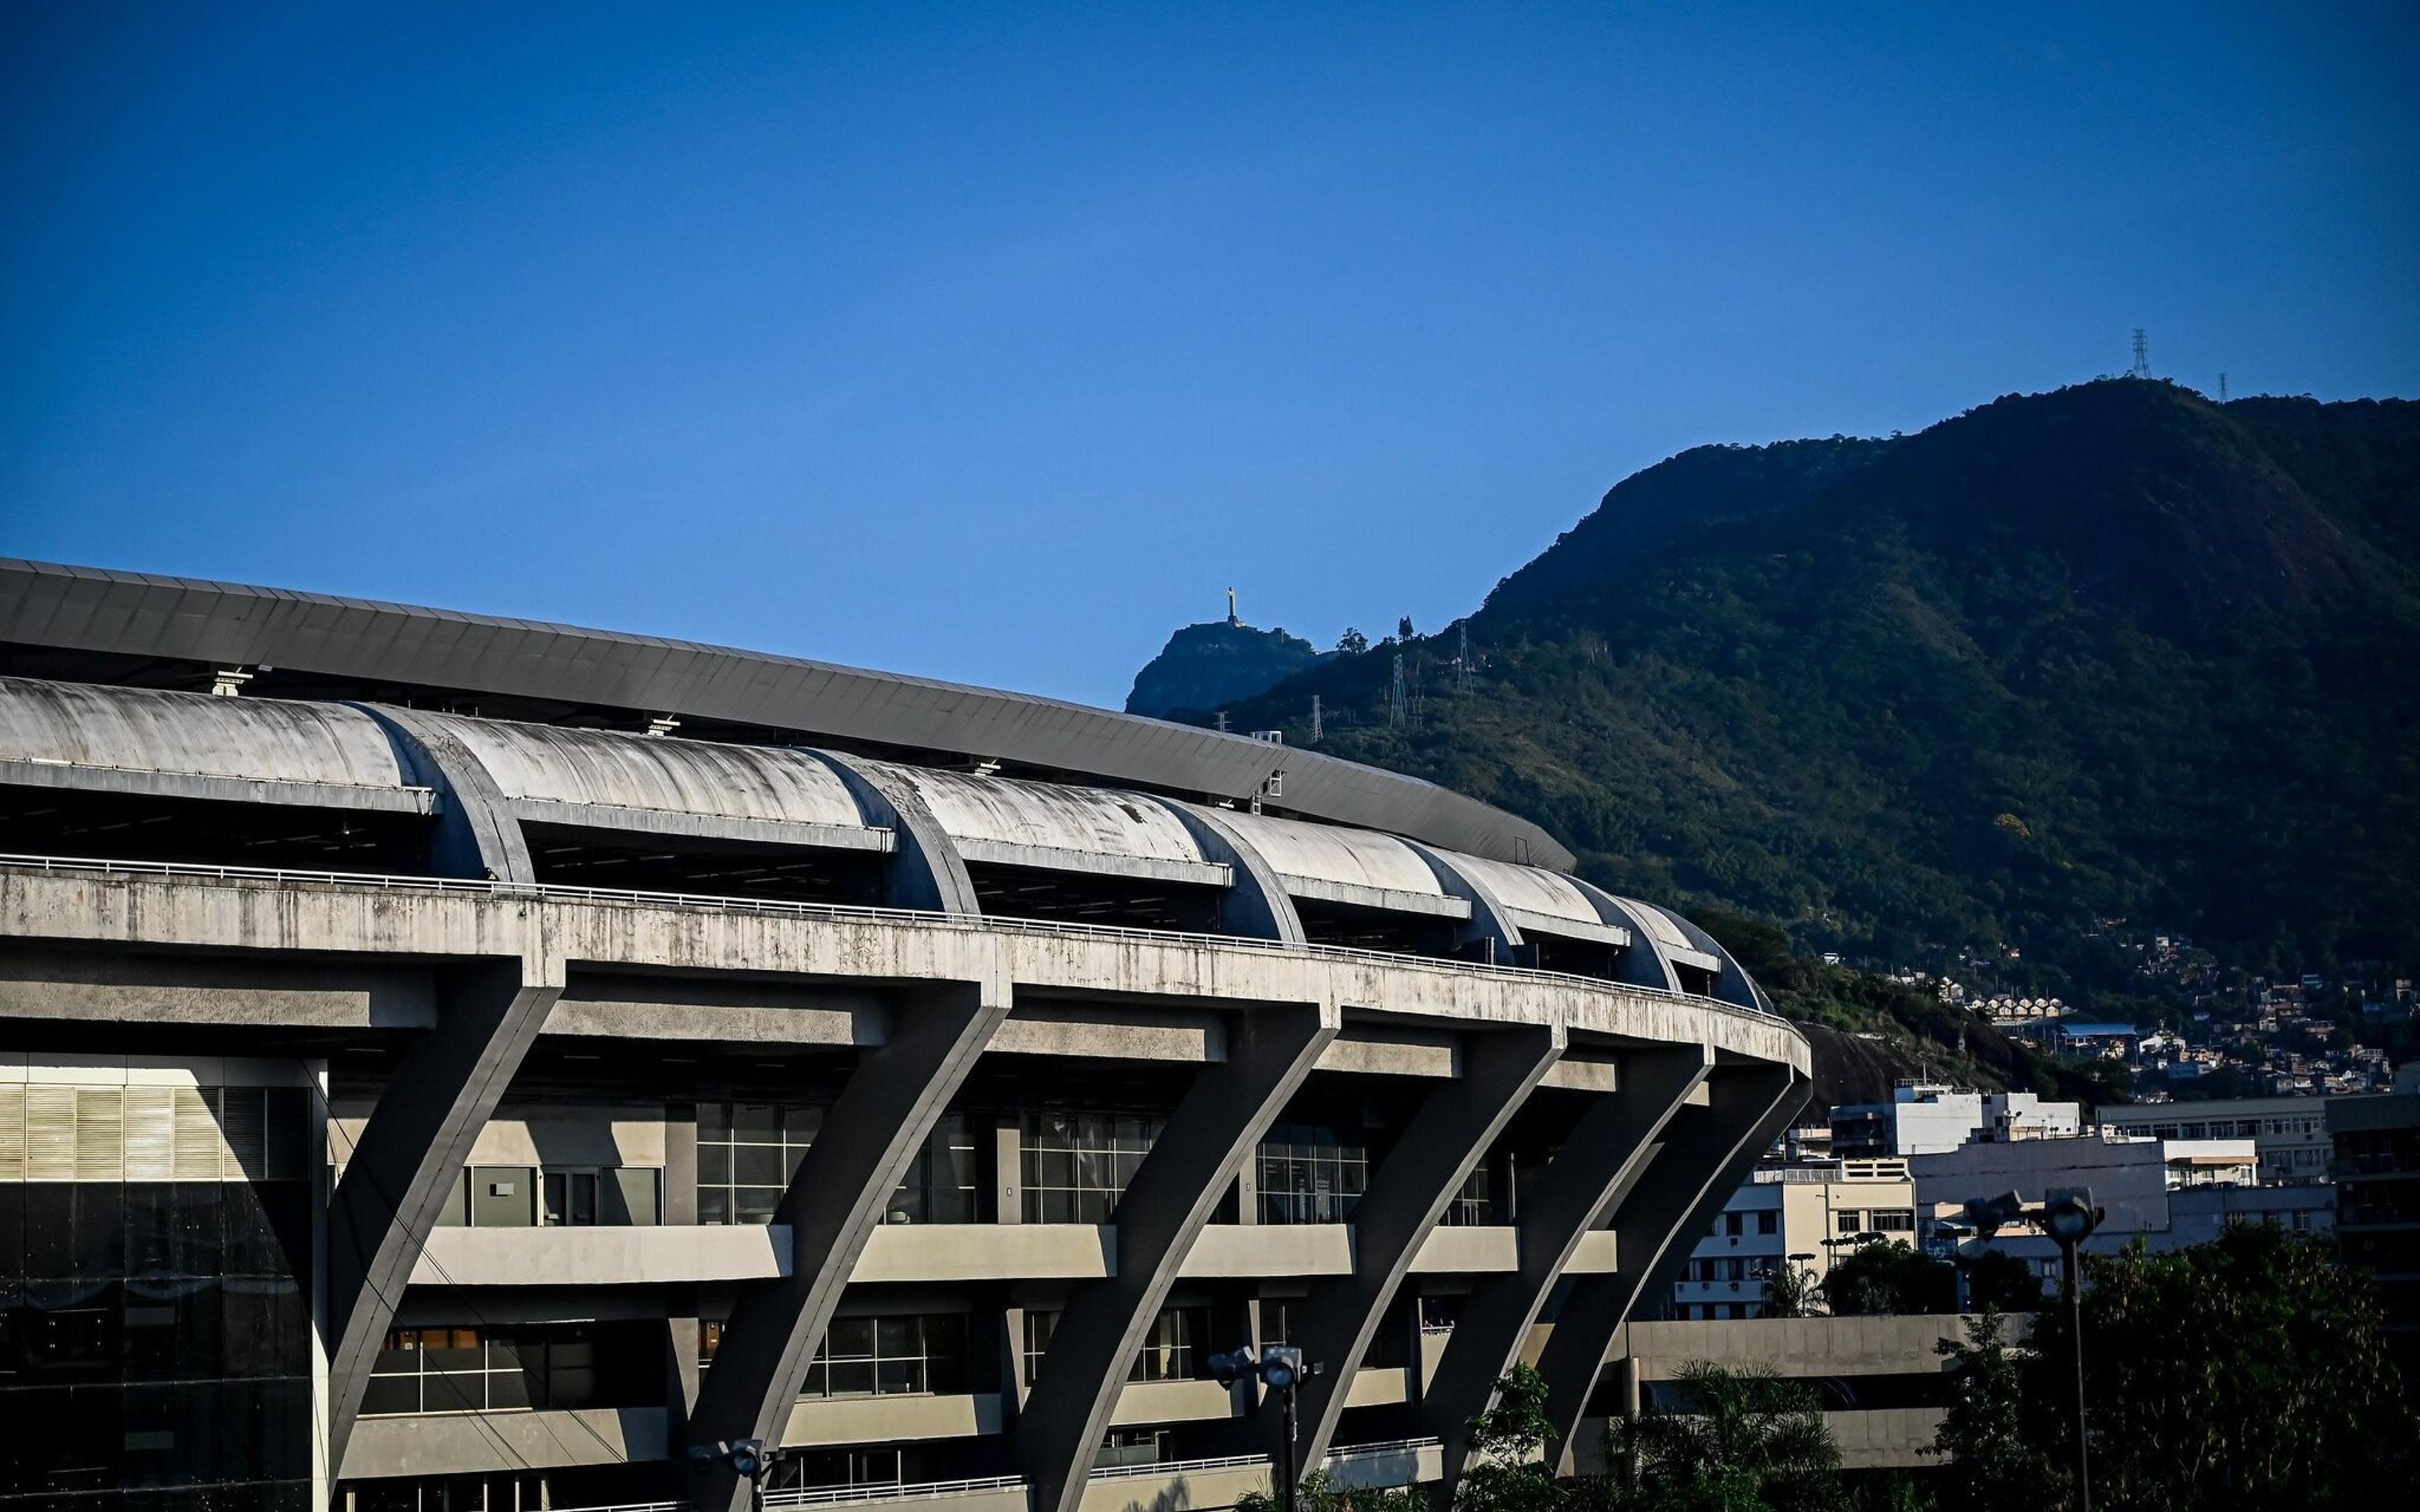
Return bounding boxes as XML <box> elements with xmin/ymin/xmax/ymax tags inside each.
<box><xmin>1836</xmin><ymin>1210</ymin><xmax>1864</xmax><ymax>1234</ymax></box>
<box><xmin>1023</xmin><ymin>1113</ymin><xmax>1161</xmax><ymax>1224</ymax></box>
<box><xmin>1440</xmin><ymin>1162</ymin><xmax>1496</xmax><ymax>1226</ymax></box>
<box><xmin>1756</xmin><ymin>1211</ymin><xmax>1779</xmax><ymax>1235</ymax></box>
<box><xmin>889</xmin><ymin>1115</ymin><xmax>980</xmax><ymax>1223</ymax></box>
<box><xmin>1131</xmin><ymin>1307</ymin><xmax>1207</xmax><ymax>1383</ymax></box>
<box><xmin>801</xmin><ymin>1314</ymin><xmax>969</xmax><ymax>1399</ymax></box>
<box><xmin>698</xmin><ymin>1102</ymin><xmax>826</xmax><ymax>1225</ymax></box>
<box><xmin>1257</xmin><ymin>1122</ymin><xmax>1369</xmax><ymax>1225</ymax></box>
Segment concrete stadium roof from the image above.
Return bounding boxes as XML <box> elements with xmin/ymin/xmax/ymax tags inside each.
<box><xmin>0</xmin><ymin>673</ymin><xmax>432</xmax><ymax>813</ymax></box>
<box><xmin>0</xmin><ymin>558</ymin><xmax>1574</xmax><ymax>868</ymax></box>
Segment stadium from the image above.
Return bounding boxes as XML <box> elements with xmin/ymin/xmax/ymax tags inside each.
<box><xmin>0</xmin><ymin>558</ymin><xmax>1809</xmax><ymax>1512</ymax></box>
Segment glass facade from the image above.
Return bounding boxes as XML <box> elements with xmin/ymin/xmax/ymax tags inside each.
<box><xmin>700</xmin><ymin>1104</ymin><xmax>978</xmax><ymax>1224</ymax></box>
<box><xmin>361</xmin><ymin>1324</ymin><xmax>626</xmax><ymax>1416</ymax></box>
<box><xmin>1021</xmin><ymin>1113</ymin><xmax>1160</xmax><ymax>1224</ymax></box>
<box><xmin>0</xmin><ymin>1081</ymin><xmax>314</xmax><ymax>1512</ymax></box>
<box><xmin>1257</xmin><ymin>1123</ymin><xmax>1368</xmax><ymax>1224</ymax></box>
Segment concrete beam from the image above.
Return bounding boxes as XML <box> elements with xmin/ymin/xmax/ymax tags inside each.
<box><xmin>688</xmin><ymin>980</ymin><xmax>1011</xmax><ymax>1512</ymax></box>
<box><xmin>1402</xmin><ymin>839</ymin><xmax>1523</xmax><ymax>965</ymax></box>
<box><xmin>1535</xmin><ymin>1063</ymin><xmax>1807</xmax><ymax>1471</ymax></box>
<box><xmin>357</xmin><ymin>705</ymin><xmax>533</xmax><ymax>881</ymax></box>
<box><xmin>328</xmin><ymin>957</ymin><xmax>565</xmax><ymax>1470</ymax></box>
<box><xmin>1274</xmin><ymin>1021</ymin><xmax>1565</xmax><ymax>1467</ymax></box>
<box><xmin>1018</xmin><ymin>1000</ymin><xmax>1339</xmax><ymax>1512</ymax></box>
<box><xmin>1419</xmin><ymin>1045</ymin><xmax>1714</xmax><ymax>1478</ymax></box>
<box><xmin>805</xmin><ymin>750</ymin><xmax>979</xmax><ymax>914</ymax></box>
<box><xmin>1148</xmin><ymin>798</ymin><xmax>1306</xmax><ymax>944</ymax></box>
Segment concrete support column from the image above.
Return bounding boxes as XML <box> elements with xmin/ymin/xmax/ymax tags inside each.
<box><xmin>326</xmin><ymin>956</ymin><xmax>565</xmax><ymax>1469</ymax></box>
<box><xmin>1419</xmin><ymin>1045</ymin><xmax>1714</xmax><ymax>1480</ymax></box>
<box><xmin>1270</xmin><ymin>1021</ymin><xmax>1564</xmax><ymax>1467</ymax></box>
<box><xmin>688</xmin><ymin>979</ymin><xmax>1011</xmax><ymax>1512</ymax></box>
<box><xmin>1017</xmin><ymin>1000</ymin><xmax>1338</xmax><ymax>1512</ymax></box>
<box><xmin>1536</xmin><ymin>1063</ymin><xmax>1806</xmax><ymax>1470</ymax></box>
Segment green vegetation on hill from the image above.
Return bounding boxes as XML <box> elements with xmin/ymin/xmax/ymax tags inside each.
<box><xmin>1201</xmin><ymin>381</ymin><xmax>2420</xmax><ymax>997</ymax></box>
<box><xmin>1125</xmin><ymin>619</ymin><xmax>1326</xmax><ymax>720</ymax></box>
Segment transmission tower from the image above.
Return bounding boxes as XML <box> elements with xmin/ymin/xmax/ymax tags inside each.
<box><xmin>1310</xmin><ymin>693</ymin><xmax>1323</xmax><ymax>742</ymax></box>
<box><xmin>1456</xmin><ymin>623</ymin><xmax>1473</xmax><ymax>692</ymax></box>
<box><xmin>2218</xmin><ymin>372</ymin><xmax>2228</xmax><ymax>403</ymax></box>
<box><xmin>2130</xmin><ymin>329</ymin><xmax>2150</xmax><ymax>379</ymax></box>
<box><xmin>1388</xmin><ymin>652</ymin><xmax>1407</xmax><ymax>729</ymax></box>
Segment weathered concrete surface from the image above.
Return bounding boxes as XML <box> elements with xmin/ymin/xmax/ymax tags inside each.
<box><xmin>411</xmin><ymin>1223</ymin><xmax>790</xmax><ymax>1286</ymax></box>
<box><xmin>0</xmin><ymin>870</ymin><xmax>1809</xmax><ymax>1072</ymax></box>
<box><xmin>343</xmin><ymin>1406</ymin><xmax>665</xmax><ymax>1479</ymax></box>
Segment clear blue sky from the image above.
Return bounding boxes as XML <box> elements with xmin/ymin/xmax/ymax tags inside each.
<box><xmin>5</xmin><ymin>4</ymin><xmax>2414</xmax><ymax>708</ymax></box>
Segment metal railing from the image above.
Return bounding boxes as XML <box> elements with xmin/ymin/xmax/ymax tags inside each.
<box><xmin>765</xmin><ymin>1474</ymin><xmax>1028</xmax><ymax>1508</ymax></box>
<box><xmin>0</xmin><ymin>850</ymin><xmax>1775</xmax><ymax>1017</ymax></box>
<box><xmin>552</xmin><ymin>1435</ymin><xmax>1448</xmax><ymax>1512</ymax></box>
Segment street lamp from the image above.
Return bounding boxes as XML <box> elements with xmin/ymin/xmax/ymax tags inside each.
<box><xmin>1211</xmin><ymin>1346</ymin><xmax>1321</xmax><ymax>1512</ymax></box>
<box><xmin>684</xmin><ymin>1437</ymin><xmax>775</xmax><ymax>1511</ymax></box>
<box><xmin>2043</xmin><ymin>1191</ymin><xmax>2102</xmax><ymax>1512</ymax></box>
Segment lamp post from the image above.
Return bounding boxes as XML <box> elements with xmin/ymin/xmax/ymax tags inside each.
<box><xmin>1212</xmin><ymin>1346</ymin><xmax>1318</xmax><ymax>1512</ymax></box>
<box><xmin>2043</xmin><ymin>1191</ymin><xmax>2101</xmax><ymax>1512</ymax></box>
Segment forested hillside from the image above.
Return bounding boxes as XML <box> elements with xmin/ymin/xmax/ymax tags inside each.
<box><xmin>1198</xmin><ymin>381</ymin><xmax>2420</xmax><ymax>994</ymax></box>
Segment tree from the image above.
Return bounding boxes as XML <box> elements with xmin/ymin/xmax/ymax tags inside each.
<box><xmin>1337</xmin><ymin>627</ymin><xmax>1370</xmax><ymax>655</ymax></box>
<box><xmin>1605</xmin><ymin>1362</ymin><xmax>1845</xmax><ymax>1512</ymax></box>
<box><xmin>2017</xmin><ymin>1225</ymin><xmax>2415</xmax><ymax>1510</ymax></box>
<box><xmin>1819</xmin><ymin>1240</ymin><xmax>1955</xmax><ymax>1315</ymax></box>
<box><xmin>1398</xmin><ymin>616</ymin><xmax>1417</xmax><ymax>641</ymax></box>
<box><xmin>1928</xmin><ymin>1306</ymin><xmax>2042</xmax><ymax>1511</ymax></box>
<box><xmin>1456</xmin><ymin>1363</ymin><xmax>1564</xmax><ymax>1512</ymax></box>
<box><xmin>1235</xmin><ymin>1469</ymin><xmax>1429</xmax><ymax>1512</ymax></box>
<box><xmin>1761</xmin><ymin>1260</ymin><xmax>1821</xmax><ymax>1319</ymax></box>
<box><xmin>1957</xmin><ymin>1247</ymin><xmax>2043</xmax><ymax>1313</ymax></box>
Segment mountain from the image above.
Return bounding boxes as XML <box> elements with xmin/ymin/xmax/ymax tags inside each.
<box><xmin>1126</xmin><ymin>618</ymin><xmax>1326</xmax><ymax>720</ymax></box>
<box><xmin>1183</xmin><ymin>380</ymin><xmax>2420</xmax><ymax>990</ymax></box>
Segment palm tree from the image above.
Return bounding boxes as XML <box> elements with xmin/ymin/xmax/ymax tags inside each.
<box><xmin>1606</xmin><ymin>1362</ymin><xmax>1844</xmax><ymax>1511</ymax></box>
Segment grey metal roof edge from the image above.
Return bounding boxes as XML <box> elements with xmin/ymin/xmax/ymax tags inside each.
<box><xmin>0</xmin><ymin>558</ymin><xmax>1575</xmax><ymax>868</ymax></box>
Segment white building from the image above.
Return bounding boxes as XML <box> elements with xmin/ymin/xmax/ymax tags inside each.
<box><xmin>1910</xmin><ymin>1132</ymin><xmax>2269</xmax><ymax>1288</ymax></box>
<box><xmin>1831</xmin><ymin>1081</ymin><xmax>2081</xmax><ymax>1158</ymax></box>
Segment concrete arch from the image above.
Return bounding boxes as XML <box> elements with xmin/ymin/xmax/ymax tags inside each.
<box><xmin>1146</xmin><ymin>797</ymin><xmax>1306</xmax><ymax>943</ymax></box>
<box><xmin>1536</xmin><ymin>1063</ymin><xmax>1808</xmax><ymax>1468</ymax></box>
<box><xmin>688</xmin><ymin>980</ymin><xmax>1012</xmax><ymax>1512</ymax></box>
<box><xmin>1566</xmin><ymin>878</ymin><xmax>1687</xmax><ymax>994</ymax></box>
<box><xmin>1017</xmin><ymin>1000</ymin><xmax>1339</xmax><ymax>1512</ymax></box>
<box><xmin>804</xmin><ymin>750</ymin><xmax>981</xmax><ymax>914</ymax></box>
<box><xmin>1401</xmin><ymin>838</ymin><xmax>1524</xmax><ymax>963</ymax></box>
<box><xmin>357</xmin><ymin>704</ymin><xmax>534</xmax><ymax>881</ymax></box>
<box><xmin>1272</xmin><ymin>1021</ymin><xmax>1565</xmax><ymax>1468</ymax></box>
<box><xmin>1420</xmin><ymin>1045</ymin><xmax>1715</xmax><ymax>1479</ymax></box>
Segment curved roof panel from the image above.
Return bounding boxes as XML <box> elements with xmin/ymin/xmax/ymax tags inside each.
<box><xmin>0</xmin><ymin>559</ymin><xmax>1571</xmax><ymax>867</ymax></box>
<box><xmin>863</xmin><ymin>760</ymin><xmax>1226</xmax><ymax>886</ymax></box>
<box><xmin>1611</xmin><ymin>896</ymin><xmax>1724</xmax><ymax>973</ymax></box>
<box><xmin>1437</xmin><ymin>850</ymin><xmax>1630</xmax><ymax>944</ymax></box>
<box><xmin>404</xmin><ymin>711</ymin><xmax>880</xmax><ymax>845</ymax></box>
<box><xmin>0</xmin><ymin>676</ymin><xmax>427</xmax><ymax>811</ymax></box>
<box><xmin>1207</xmin><ymin>808</ymin><xmax>1468</xmax><ymax>919</ymax></box>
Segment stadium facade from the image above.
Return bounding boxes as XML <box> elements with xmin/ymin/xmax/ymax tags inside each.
<box><xmin>0</xmin><ymin>559</ymin><xmax>1810</xmax><ymax>1512</ymax></box>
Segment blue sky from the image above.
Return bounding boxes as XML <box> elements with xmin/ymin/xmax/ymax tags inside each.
<box><xmin>5</xmin><ymin>4</ymin><xmax>2414</xmax><ymax>708</ymax></box>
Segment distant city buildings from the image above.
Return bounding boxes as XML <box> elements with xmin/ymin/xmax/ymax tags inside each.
<box><xmin>1669</xmin><ymin>1158</ymin><xmax>1918</xmax><ymax>1319</ymax></box>
<box><xmin>1829</xmin><ymin>1082</ymin><xmax>2082</xmax><ymax>1159</ymax></box>
<box><xmin>2095</xmin><ymin>1096</ymin><xmax>2332</xmax><ymax>1184</ymax></box>
<box><xmin>2327</xmin><ymin>1063</ymin><xmax>2420</xmax><ymax>1370</ymax></box>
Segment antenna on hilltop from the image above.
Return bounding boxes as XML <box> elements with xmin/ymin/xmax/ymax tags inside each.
<box><xmin>2129</xmin><ymin>329</ymin><xmax>2150</xmax><ymax>380</ymax></box>
<box><xmin>2218</xmin><ymin>372</ymin><xmax>2228</xmax><ymax>403</ymax></box>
